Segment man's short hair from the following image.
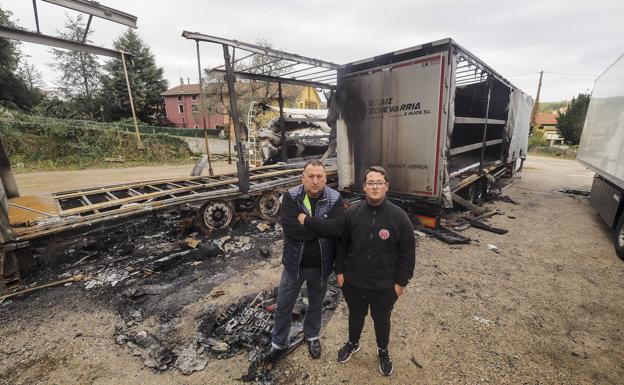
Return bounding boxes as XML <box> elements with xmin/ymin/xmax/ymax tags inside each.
<box><xmin>363</xmin><ymin>166</ymin><xmax>388</xmax><ymax>182</ymax></box>
<box><xmin>303</xmin><ymin>159</ymin><xmax>325</xmax><ymax>171</ymax></box>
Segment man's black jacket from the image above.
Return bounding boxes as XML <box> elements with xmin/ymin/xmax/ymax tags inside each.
<box><xmin>336</xmin><ymin>199</ymin><xmax>416</xmax><ymax>290</ymax></box>
<box><xmin>280</xmin><ymin>184</ymin><xmax>345</xmax><ymax>280</ymax></box>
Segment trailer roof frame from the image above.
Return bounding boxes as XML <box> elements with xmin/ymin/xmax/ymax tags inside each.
<box><xmin>182</xmin><ymin>31</ymin><xmax>339</xmax><ymax>90</ymax></box>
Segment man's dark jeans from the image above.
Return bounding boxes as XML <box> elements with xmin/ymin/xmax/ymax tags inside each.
<box><xmin>271</xmin><ymin>267</ymin><xmax>328</xmax><ymax>349</ymax></box>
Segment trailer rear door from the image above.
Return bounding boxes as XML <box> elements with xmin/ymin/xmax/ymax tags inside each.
<box><xmin>337</xmin><ymin>53</ymin><xmax>448</xmax><ymax>197</ymax></box>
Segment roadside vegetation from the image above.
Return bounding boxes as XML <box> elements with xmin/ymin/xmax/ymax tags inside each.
<box><xmin>528</xmin><ymin>131</ymin><xmax>576</xmax><ymax>159</ymax></box>
<box><xmin>0</xmin><ymin>110</ymin><xmax>194</xmax><ymax>172</ymax></box>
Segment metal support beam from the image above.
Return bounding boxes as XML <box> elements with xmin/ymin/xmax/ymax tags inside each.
<box><xmin>241</xmin><ymin>57</ymin><xmax>283</xmax><ymax>74</ymax></box>
<box><xmin>260</xmin><ymin>62</ymin><xmax>299</xmax><ymax>75</ymax></box>
<box><xmin>278</xmin><ymin>83</ymin><xmax>287</xmax><ymax>162</ymax></box>
<box><xmin>196</xmin><ymin>40</ymin><xmax>214</xmax><ymax>176</ymax></box>
<box><xmin>0</xmin><ymin>138</ymin><xmax>19</xmax><ymax>200</ymax></box>
<box><xmin>295</xmin><ymin>68</ymin><xmax>334</xmax><ymax>79</ymax></box>
<box><xmin>280</xmin><ymin>65</ymin><xmax>317</xmax><ymax>77</ymax></box>
<box><xmin>479</xmin><ymin>79</ymin><xmax>493</xmax><ymax>173</ymax></box>
<box><xmin>82</xmin><ymin>14</ymin><xmax>92</xmax><ymax>43</ymax></box>
<box><xmin>211</xmin><ymin>52</ymin><xmax>256</xmax><ymax>71</ymax></box>
<box><xmin>222</xmin><ymin>45</ymin><xmax>250</xmax><ymax>193</ymax></box>
<box><xmin>208</xmin><ymin>69</ymin><xmax>336</xmax><ymax>90</ymax></box>
<box><xmin>0</xmin><ymin>26</ymin><xmax>125</xmax><ymax>59</ymax></box>
<box><xmin>183</xmin><ymin>31</ymin><xmax>339</xmax><ymax>70</ymax></box>
<box><xmin>42</xmin><ymin>0</ymin><xmax>137</xmax><ymax>28</ymax></box>
<box><xmin>302</xmin><ymin>73</ymin><xmax>337</xmax><ymax>82</ymax></box>
<box><xmin>32</xmin><ymin>0</ymin><xmax>41</xmax><ymax>34</ymax></box>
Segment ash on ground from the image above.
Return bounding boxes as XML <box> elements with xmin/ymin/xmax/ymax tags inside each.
<box><xmin>5</xmin><ymin>206</ymin><xmax>341</xmax><ymax>382</ymax></box>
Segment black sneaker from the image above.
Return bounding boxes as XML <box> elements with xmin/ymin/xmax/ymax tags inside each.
<box><xmin>307</xmin><ymin>339</ymin><xmax>321</xmax><ymax>359</ymax></box>
<box><xmin>337</xmin><ymin>341</ymin><xmax>360</xmax><ymax>363</ymax></box>
<box><xmin>263</xmin><ymin>346</ymin><xmax>286</xmax><ymax>363</ymax></box>
<box><xmin>378</xmin><ymin>348</ymin><xmax>393</xmax><ymax>376</ymax></box>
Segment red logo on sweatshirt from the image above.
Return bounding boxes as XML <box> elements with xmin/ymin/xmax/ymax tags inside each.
<box><xmin>378</xmin><ymin>229</ymin><xmax>390</xmax><ymax>240</ymax></box>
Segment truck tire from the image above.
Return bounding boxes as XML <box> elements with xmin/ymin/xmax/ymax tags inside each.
<box><xmin>195</xmin><ymin>200</ymin><xmax>234</xmax><ymax>234</ymax></box>
<box><xmin>257</xmin><ymin>191</ymin><xmax>281</xmax><ymax>221</ymax></box>
<box><xmin>615</xmin><ymin>214</ymin><xmax>624</xmax><ymax>259</ymax></box>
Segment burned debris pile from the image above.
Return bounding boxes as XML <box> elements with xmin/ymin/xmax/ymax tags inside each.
<box><xmin>258</xmin><ymin>105</ymin><xmax>330</xmax><ymax>165</ymax></box>
<box><xmin>197</xmin><ymin>281</ymin><xmax>341</xmax><ymax>382</ymax></box>
<box><xmin>28</xmin><ymin>206</ymin><xmax>342</xmax><ymax>379</ymax></box>
<box><xmin>559</xmin><ymin>189</ymin><xmax>591</xmax><ymax>198</ymax></box>
<box><xmin>112</xmin><ymin>280</ymin><xmax>341</xmax><ymax>380</ymax></box>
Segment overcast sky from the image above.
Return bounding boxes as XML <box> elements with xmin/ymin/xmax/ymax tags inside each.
<box><xmin>2</xmin><ymin>0</ymin><xmax>623</xmax><ymax>102</ymax></box>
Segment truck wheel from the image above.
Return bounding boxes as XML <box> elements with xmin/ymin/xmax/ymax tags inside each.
<box><xmin>615</xmin><ymin>214</ymin><xmax>624</xmax><ymax>259</ymax></box>
<box><xmin>195</xmin><ymin>200</ymin><xmax>234</xmax><ymax>233</ymax></box>
<box><xmin>258</xmin><ymin>191</ymin><xmax>281</xmax><ymax>221</ymax></box>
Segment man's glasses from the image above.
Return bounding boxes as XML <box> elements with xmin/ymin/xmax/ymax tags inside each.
<box><xmin>365</xmin><ymin>181</ymin><xmax>387</xmax><ymax>187</ymax></box>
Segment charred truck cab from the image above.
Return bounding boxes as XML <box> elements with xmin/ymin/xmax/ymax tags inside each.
<box><xmin>335</xmin><ymin>39</ymin><xmax>533</xmax><ymax>224</ymax></box>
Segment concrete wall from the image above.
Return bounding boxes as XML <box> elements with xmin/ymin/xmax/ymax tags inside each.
<box><xmin>182</xmin><ymin>137</ymin><xmax>231</xmax><ymax>155</ymax></box>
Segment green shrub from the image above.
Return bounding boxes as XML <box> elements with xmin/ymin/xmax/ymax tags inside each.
<box><xmin>528</xmin><ymin>130</ymin><xmax>548</xmax><ymax>149</ymax></box>
<box><xmin>529</xmin><ymin>146</ymin><xmax>577</xmax><ymax>159</ymax></box>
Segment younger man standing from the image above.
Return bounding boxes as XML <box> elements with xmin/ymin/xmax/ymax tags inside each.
<box><xmin>335</xmin><ymin>166</ymin><xmax>416</xmax><ymax>376</ymax></box>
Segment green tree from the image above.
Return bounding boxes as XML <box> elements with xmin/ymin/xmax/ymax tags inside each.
<box><xmin>556</xmin><ymin>93</ymin><xmax>590</xmax><ymax>145</ymax></box>
<box><xmin>18</xmin><ymin>58</ymin><xmax>45</xmax><ymax>92</ymax></box>
<box><xmin>50</xmin><ymin>14</ymin><xmax>102</xmax><ymax>118</ymax></box>
<box><xmin>102</xmin><ymin>29</ymin><xmax>168</xmax><ymax>124</ymax></box>
<box><xmin>0</xmin><ymin>6</ymin><xmax>40</xmax><ymax>110</ymax></box>
<box><xmin>31</xmin><ymin>96</ymin><xmax>83</xmax><ymax>119</ymax></box>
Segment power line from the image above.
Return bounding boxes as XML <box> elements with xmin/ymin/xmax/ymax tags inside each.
<box><xmin>507</xmin><ymin>72</ymin><xmax>540</xmax><ymax>78</ymax></box>
<box><xmin>541</xmin><ymin>85</ymin><xmax>585</xmax><ymax>95</ymax></box>
<box><xmin>543</xmin><ymin>71</ymin><xmax>598</xmax><ymax>77</ymax></box>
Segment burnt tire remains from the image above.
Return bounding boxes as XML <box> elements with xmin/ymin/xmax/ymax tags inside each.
<box><xmin>196</xmin><ymin>200</ymin><xmax>234</xmax><ymax>233</ymax></box>
<box><xmin>257</xmin><ymin>192</ymin><xmax>281</xmax><ymax>221</ymax></box>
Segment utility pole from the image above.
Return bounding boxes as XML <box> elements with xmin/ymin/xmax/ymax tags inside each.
<box><xmin>530</xmin><ymin>70</ymin><xmax>543</xmax><ymax>128</ymax></box>
<box><xmin>195</xmin><ymin>40</ymin><xmax>213</xmax><ymax>176</ymax></box>
<box><xmin>121</xmin><ymin>52</ymin><xmax>144</xmax><ymax>150</ymax></box>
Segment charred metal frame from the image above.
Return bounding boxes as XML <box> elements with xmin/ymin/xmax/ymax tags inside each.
<box><xmin>449</xmin><ymin>45</ymin><xmax>520</xmax><ymax>176</ymax></box>
<box><xmin>40</xmin><ymin>0</ymin><xmax>137</xmax><ymax>28</ymax></box>
<box><xmin>0</xmin><ymin>26</ymin><xmax>123</xmax><ymax>59</ymax></box>
<box><xmin>0</xmin><ymin>1</ymin><xmax>139</xmax><ymax>291</ymax></box>
<box><xmin>182</xmin><ymin>31</ymin><xmax>339</xmax><ymax>185</ymax></box>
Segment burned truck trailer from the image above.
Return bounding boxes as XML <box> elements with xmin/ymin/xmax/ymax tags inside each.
<box><xmin>335</xmin><ymin>39</ymin><xmax>533</xmax><ymax>214</ymax></box>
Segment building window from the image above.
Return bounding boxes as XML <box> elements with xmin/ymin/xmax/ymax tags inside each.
<box><xmin>193</xmin><ymin>125</ymin><xmax>198</xmax><ymax>128</ymax></box>
<box><xmin>192</xmin><ymin>104</ymin><xmax>199</xmax><ymax>112</ymax></box>
<box><xmin>191</xmin><ymin>95</ymin><xmax>197</xmax><ymax>101</ymax></box>
<box><xmin>177</xmin><ymin>95</ymin><xmax>182</xmax><ymax>102</ymax></box>
<box><xmin>178</xmin><ymin>104</ymin><xmax>184</xmax><ymax>114</ymax></box>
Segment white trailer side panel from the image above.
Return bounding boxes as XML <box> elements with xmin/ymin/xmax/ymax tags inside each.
<box><xmin>578</xmin><ymin>54</ymin><xmax>624</xmax><ymax>190</ymax></box>
<box><xmin>337</xmin><ymin>53</ymin><xmax>447</xmax><ymax>197</ymax></box>
<box><xmin>507</xmin><ymin>90</ymin><xmax>534</xmax><ymax>171</ymax></box>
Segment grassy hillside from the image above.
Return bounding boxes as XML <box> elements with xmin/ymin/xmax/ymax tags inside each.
<box><xmin>0</xmin><ymin>115</ymin><xmax>194</xmax><ymax>172</ymax></box>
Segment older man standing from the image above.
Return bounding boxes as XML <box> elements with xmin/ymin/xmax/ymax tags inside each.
<box><xmin>335</xmin><ymin>166</ymin><xmax>415</xmax><ymax>376</ymax></box>
<box><xmin>265</xmin><ymin>160</ymin><xmax>345</xmax><ymax>362</ymax></box>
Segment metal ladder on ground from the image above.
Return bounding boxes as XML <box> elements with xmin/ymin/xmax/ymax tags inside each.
<box><xmin>246</xmin><ymin>101</ymin><xmax>261</xmax><ymax>167</ymax></box>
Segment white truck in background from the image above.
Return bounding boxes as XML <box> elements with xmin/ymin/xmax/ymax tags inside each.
<box><xmin>577</xmin><ymin>54</ymin><xmax>624</xmax><ymax>258</ymax></box>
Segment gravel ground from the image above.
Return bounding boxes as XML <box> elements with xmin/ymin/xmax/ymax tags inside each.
<box><xmin>2</xmin><ymin>155</ymin><xmax>623</xmax><ymax>385</ymax></box>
